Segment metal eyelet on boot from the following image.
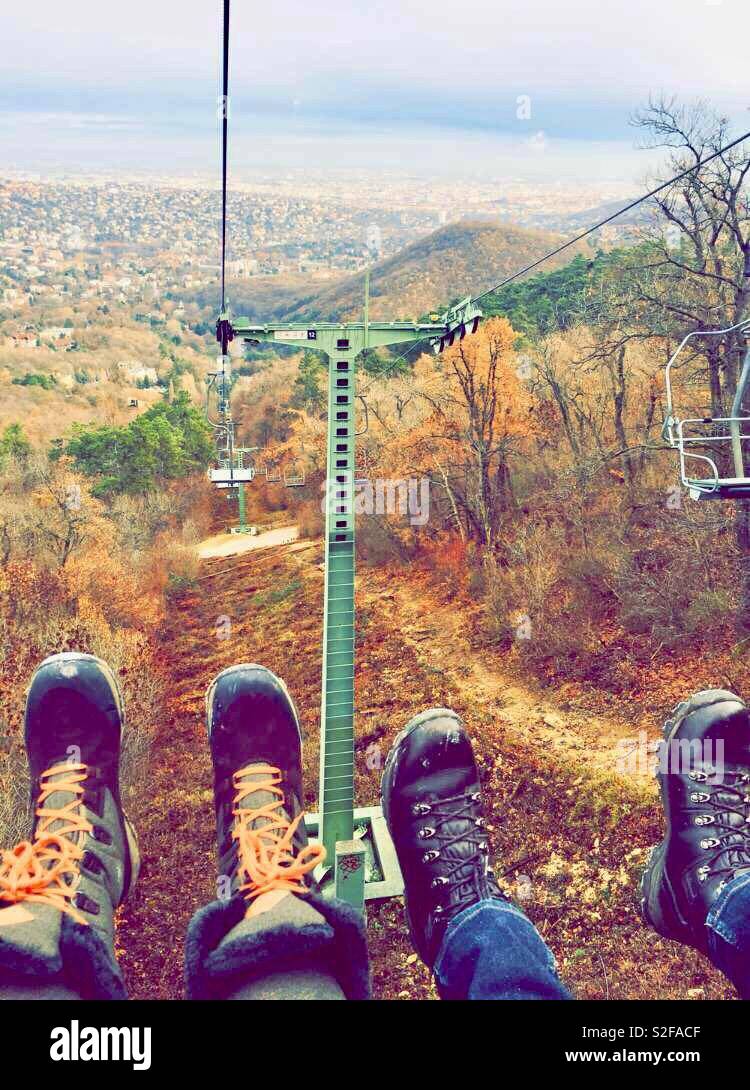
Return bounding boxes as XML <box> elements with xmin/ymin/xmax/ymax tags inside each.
<box><xmin>412</xmin><ymin>803</ymin><xmax>431</xmax><ymax>816</ymax></box>
<box><xmin>73</xmin><ymin>893</ymin><xmax>100</xmax><ymax>916</ymax></box>
<box><xmin>81</xmin><ymin>850</ymin><xmax>103</xmax><ymax>875</ymax></box>
<box><xmin>418</xmin><ymin>827</ymin><xmax>435</xmax><ymax>840</ymax></box>
<box><xmin>690</xmin><ymin>793</ymin><xmax>710</xmax><ymax>803</ymax></box>
<box><xmin>700</xmin><ymin>837</ymin><xmax>720</xmax><ymax>849</ymax></box>
<box><xmin>431</xmin><ymin>876</ymin><xmax>448</xmax><ymax>888</ymax></box>
<box><xmin>470</xmin><ymin>792</ymin><xmax>481</xmax><ymax>802</ymax></box>
<box><xmin>697</xmin><ymin>864</ymin><xmax>710</xmax><ymax>882</ymax></box>
<box><xmin>422</xmin><ymin>849</ymin><xmax>440</xmax><ymax>863</ymax></box>
<box><xmin>695</xmin><ymin>815</ymin><xmax>715</xmax><ymax>825</ymax></box>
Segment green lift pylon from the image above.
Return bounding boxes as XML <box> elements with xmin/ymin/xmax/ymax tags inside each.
<box><xmin>215</xmin><ymin>295</ymin><xmax>481</xmax><ymax>910</ymax></box>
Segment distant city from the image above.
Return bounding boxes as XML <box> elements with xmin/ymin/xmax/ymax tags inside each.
<box><xmin>0</xmin><ymin>170</ymin><xmax>637</xmax><ymax>325</ymax></box>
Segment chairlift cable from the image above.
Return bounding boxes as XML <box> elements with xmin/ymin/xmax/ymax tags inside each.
<box><xmin>219</xmin><ymin>0</ymin><xmax>230</xmax><ymax>321</ymax></box>
<box><xmin>361</xmin><ymin>131</ymin><xmax>750</xmax><ymax>390</ymax></box>
<box><xmin>472</xmin><ymin>129</ymin><xmax>750</xmax><ymax>305</ymax></box>
<box><xmin>212</xmin><ymin>4</ymin><xmax>750</xmax><ymax>505</ymax></box>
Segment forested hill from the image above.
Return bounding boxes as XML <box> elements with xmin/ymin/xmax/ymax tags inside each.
<box><xmin>482</xmin><ymin>248</ymin><xmax>631</xmax><ymax>339</ymax></box>
<box><xmin>233</xmin><ymin>220</ymin><xmax>592</xmax><ymax>324</ymax></box>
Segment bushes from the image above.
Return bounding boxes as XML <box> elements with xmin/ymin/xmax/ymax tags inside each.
<box><xmin>471</xmin><ymin>491</ymin><xmax>739</xmax><ymax>686</ymax></box>
<box><xmin>0</xmin><ymin>455</ymin><xmax>202</xmax><ymax>848</ymax></box>
<box><xmin>683</xmin><ymin>589</ymin><xmax>734</xmax><ymax>639</ymax></box>
<box><xmin>356</xmin><ymin>517</ymin><xmax>414</xmax><ymax>567</ymax></box>
<box><xmin>0</xmin><ymin>738</ymin><xmax>28</xmax><ymax>850</ymax></box>
<box><xmin>161</xmin><ymin>540</ymin><xmax>200</xmax><ymax>604</ymax></box>
<box><xmin>297</xmin><ymin>498</ymin><xmax>324</xmax><ymax>540</ymax></box>
<box><xmin>62</xmin><ymin>390</ymin><xmax>213</xmax><ymax>496</ymax></box>
<box><xmin>0</xmin><ymin>559</ymin><xmax>162</xmax><ymax>849</ymax></box>
<box><xmin>12</xmin><ymin>372</ymin><xmax>56</xmax><ymax>390</ymax></box>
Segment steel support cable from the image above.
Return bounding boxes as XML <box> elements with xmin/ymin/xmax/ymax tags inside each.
<box><xmin>220</xmin><ymin>0</ymin><xmax>230</xmax><ymax>316</ymax></box>
<box><xmin>366</xmin><ymin>130</ymin><xmax>750</xmax><ymax>388</ymax></box>
<box><xmin>472</xmin><ymin>129</ymin><xmax>750</xmax><ymax>305</ymax></box>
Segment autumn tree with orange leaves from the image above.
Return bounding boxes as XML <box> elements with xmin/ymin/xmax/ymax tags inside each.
<box><xmin>396</xmin><ymin>317</ymin><xmax>536</xmax><ymax>547</ymax></box>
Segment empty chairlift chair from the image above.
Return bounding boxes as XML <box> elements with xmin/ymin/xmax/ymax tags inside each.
<box><xmin>283</xmin><ymin>467</ymin><xmax>305</xmax><ymax>487</ymax></box>
<box><xmin>663</xmin><ymin>319</ymin><xmax>750</xmax><ymax>501</ymax></box>
<box><xmin>208</xmin><ymin>449</ymin><xmax>256</xmax><ymax>486</ymax></box>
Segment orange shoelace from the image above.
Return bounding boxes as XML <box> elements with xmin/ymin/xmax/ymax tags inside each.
<box><xmin>233</xmin><ymin>764</ymin><xmax>325</xmax><ymax>907</ymax></box>
<box><xmin>0</xmin><ymin>762</ymin><xmax>92</xmax><ymax>926</ymax></box>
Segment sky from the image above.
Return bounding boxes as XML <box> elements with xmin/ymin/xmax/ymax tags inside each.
<box><xmin>1</xmin><ymin>0</ymin><xmax>748</xmax><ymax>184</ymax></box>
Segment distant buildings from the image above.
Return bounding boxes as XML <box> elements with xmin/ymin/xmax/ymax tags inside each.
<box><xmin>115</xmin><ymin>361</ymin><xmax>159</xmax><ymax>384</ymax></box>
<box><xmin>366</xmin><ymin>224</ymin><xmax>382</xmax><ymax>254</ymax></box>
<box><xmin>226</xmin><ymin>257</ymin><xmax>259</xmax><ymax>278</ymax></box>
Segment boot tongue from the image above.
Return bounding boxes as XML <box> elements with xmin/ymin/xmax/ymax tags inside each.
<box><xmin>235</xmin><ymin>769</ymin><xmax>292</xmax><ymax>833</ymax></box>
<box><xmin>32</xmin><ymin>763</ymin><xmax>85</xmax><ymax>845</ymax></box>
<box><xmin>36</xmin><ymin>767</ymin><xmax>86</xmax><ymax>848</ymax></box>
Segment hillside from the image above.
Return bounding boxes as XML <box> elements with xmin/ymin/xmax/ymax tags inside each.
<box><xmin>0</xmin><ymin>318</ymin><xmax>210</xmax><ymax>446</ymax></box>
<box><xmin>231</xmin><ymin>220</ymin><xmax>591</xmax><ymax>323</ymax></box>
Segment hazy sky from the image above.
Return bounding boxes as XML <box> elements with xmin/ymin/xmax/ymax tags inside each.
<box><xmin>2</xmin><ymin>0</ymin><xmax>748</xmax><ymax>180</ymax></box>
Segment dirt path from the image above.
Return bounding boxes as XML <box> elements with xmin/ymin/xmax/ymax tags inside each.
<box><xmin>197</xmin><ymin>524</ymin><xmax>299</xmax><ymax>559</ymax></box>
<box><xmin>372</xmin><ymin>574</ymin><xmax>659</xmax><ymax>785</ymax></box>
<box><xmin>117</xmin><ymin>531</ymin><xmax>315</xmax><ymax>998</ymax></box>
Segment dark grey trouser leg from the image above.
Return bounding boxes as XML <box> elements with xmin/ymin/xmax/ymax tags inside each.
<box><xmin>228</xmin><ymin>968</ymin><xmax>345</xmax><ymax>1000</ymax></box>
<box><xmin>0</xmin><ymin>975</ymin><xmax>82</xmax><ymax>1000</ymax></box>
<box><xmin>186</xmin><ymin>890</ymin><xmax>370</xmax><ymax>1000</ymax></box>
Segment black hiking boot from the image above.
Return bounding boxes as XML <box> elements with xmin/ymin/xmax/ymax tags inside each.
<box><xmin>0</xmin><ymin>652</ymin><xmax>139</xmax><ymax>998</ymax></box>
<box><xmin>381</xmin><ymin>708</ymin><xmax>506</xmax><ymax>969</ymax></box>
<box><xmin>205</xmin><ymin>663</ymin><xmax>323</xmax><ymax>903</ymax></box>
<box><xmin>641</xmin><ymin>689</ymin><xmax>750</xmax><ymax>952</ymax></box>
<box><xmin>185</xmin><ymin>664</ymin><xmax>370</xmax><ymax>1000</ymax></box>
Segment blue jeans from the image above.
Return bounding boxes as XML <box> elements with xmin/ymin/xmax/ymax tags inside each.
<box><xmin>433</xmin><ymin>899</ymin><xmax>572</xmax><ymax>1000</ymax></box>
<box><xmin>435</xmin><ymin>879</ymin><xmax>750</xmax><ymax>1000</ymax></box>
<box><xmin>705</xmin><ymin>872</ymin><xmax>750</xmax><ymax>998</ymax></box>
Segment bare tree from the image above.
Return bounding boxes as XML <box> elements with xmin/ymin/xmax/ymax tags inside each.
<box><xmin>582</xmin><ymin>97</ymin><xmax>750</xmax><ymax>624</ymax></box>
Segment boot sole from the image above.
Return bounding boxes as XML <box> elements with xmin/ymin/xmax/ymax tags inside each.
<box><xmin>662</xmin><ymin>688</ymin><xmax>743</xmax><ymax>745</ymax></box>
<box><xmin>122</xmin><ymin>812</ymin><xmax>141</xmax><ymax>902</ymax></box>
<box><xmin>639</xmin><ymin>842</ymin><xmax>696</xmax><ymax>946</ymax></box>
<box><xmin>31</xmin><ymin>651</ymin><xmax>127</xmax><ymax>724</ymax></box>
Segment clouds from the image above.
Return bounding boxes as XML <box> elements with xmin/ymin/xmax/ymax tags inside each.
<box><xmin>1</xmin><ymin>0</ymin><xmax>747</xmax><ymax>166</ymax></box>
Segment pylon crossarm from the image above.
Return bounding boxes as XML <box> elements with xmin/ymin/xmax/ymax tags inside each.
<box><xmin>228</xmin><ymin>319</ymin><xmax>447</xmax><ymax>356</ymax></box>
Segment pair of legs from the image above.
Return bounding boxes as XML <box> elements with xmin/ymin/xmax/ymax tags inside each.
<box><xmin>0</xmin><ymin>657</ymin><xmax>749</xmax><ymax>1000</ymax></box>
